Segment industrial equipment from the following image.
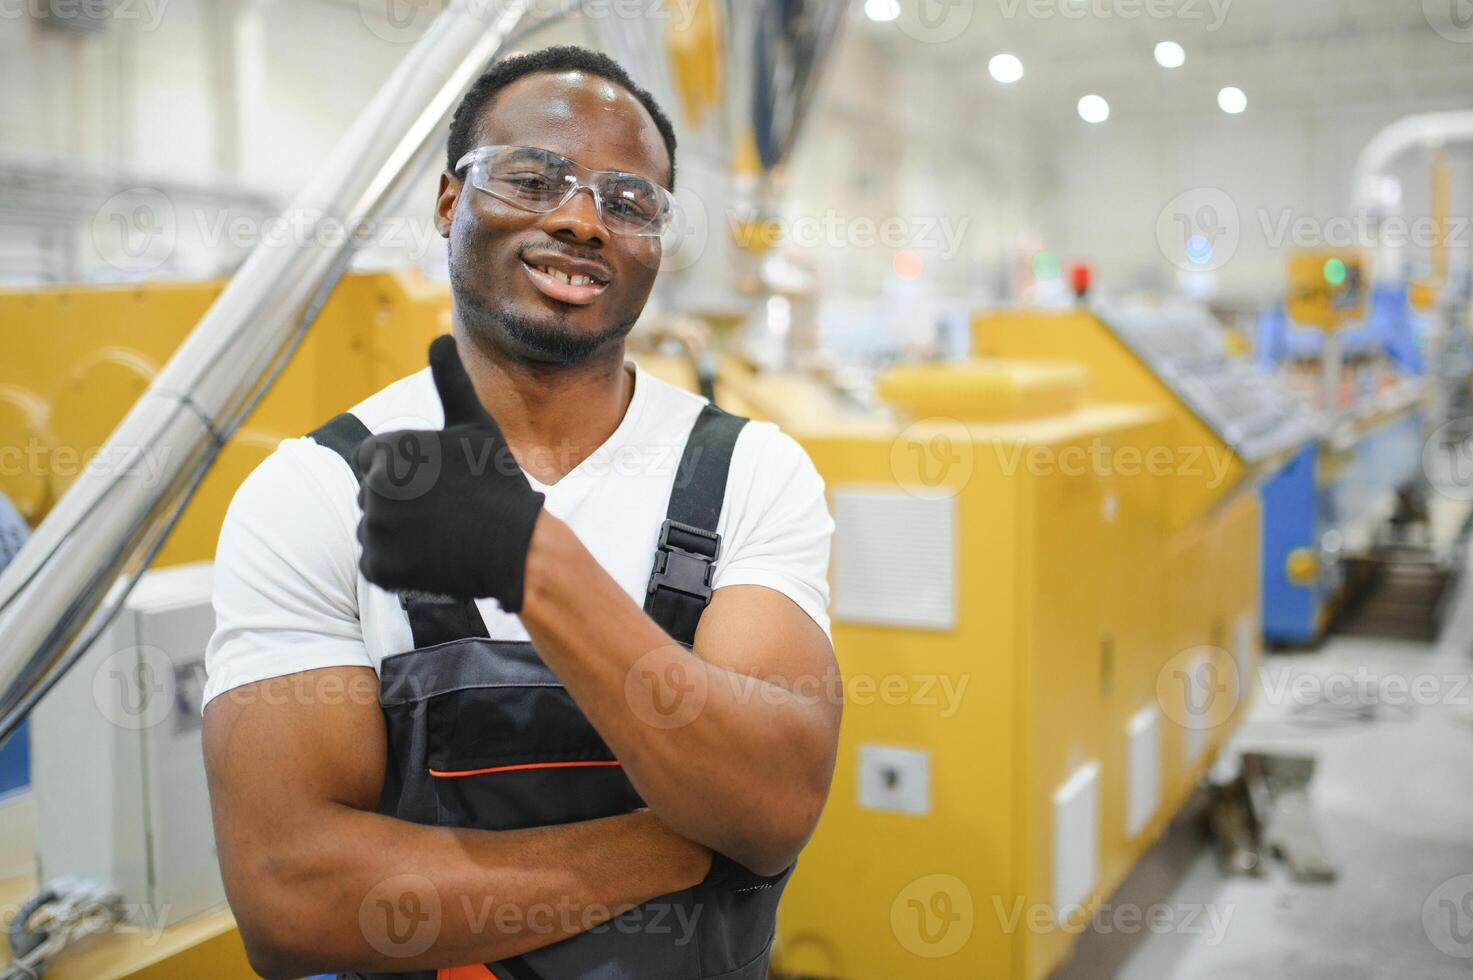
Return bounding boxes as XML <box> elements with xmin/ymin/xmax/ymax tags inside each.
<box><xmin>0</xmin><ymin>270</ymin><xmax>447</xmax><ymax>976</ymax></box>
<box><xmin>0</xmin><ymin>269</ymin><xmax>449</xmax><ymax>563</ymax></box>
<box><xmin>967</xmin><ymin>303</ymin><xmax>1335</xmax><ymax>652</ymax></box>
<box><xmin>772</xmin><ymin>352</ymin><xmax>1261</xmax><ymax>980</ymax></box>
<box><xmin>31</xmin><ymin>564</ymin><xmax>222</xmax><ymax>925</ymax></box>
<box><xmin>4</xmin><ymin>563</ymin><xmax>257</xmax><ymax>979</ymax></box>
<box><xmin>1256</xmin><ymin>251</ymin><xmax>1434</xmax><ymax>643</ymax></box>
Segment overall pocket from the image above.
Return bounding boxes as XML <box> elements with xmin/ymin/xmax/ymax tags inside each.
<box><xmin>376</xmin><ymin>638</ymin><xmax>644</xmax><ymax>830</ymax></box>
<box><xmin>424</xmin><ymin>679</ymin><xmax>644</xmax><ymax>830</ymax></box>
<box><xmin>374</xmin><ymin>637</ymin><xmax>777</xmax><ymax>978</ymax></box>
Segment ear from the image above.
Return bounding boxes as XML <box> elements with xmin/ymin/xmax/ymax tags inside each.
<box><xmin>435</xmin><ymin>171</ymin><xmax>459</xmax><ymax>239</ymax></box>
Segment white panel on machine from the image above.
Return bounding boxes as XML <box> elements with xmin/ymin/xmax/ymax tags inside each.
<box><xmin>856</xmin><ymin>743</ymin><xmax>931</xmax><ymax>816</ymax></box>
<box><xmin>1051</xmin><ymin>760</ymin><xmax>1100</xmax><ymax>918</ymax></box>
<box><xmin>30</xmin><ymin>563</ymin><xmax>223</xmax><ymax>926</ymax></box>
<box><xmin>1234</xmin><ymin>611</ymin><xmax>1255</xmax><ymax>707</ymax></box>
<box><xmin>1182</xmin><ymin>648</ymin><xmax>1211</xmax><ymax>765</ymax></box>
<box><xmin>1125</xmin><ymin>706</ymin><xmax>1160</xmax><ymax>837</ymax></box>
<box><xmin>831</xmin><ymin>489</ymin><xmax>955</xmax><ymax>629</ymax></box>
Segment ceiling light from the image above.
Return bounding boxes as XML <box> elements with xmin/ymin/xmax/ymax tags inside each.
<box><xmin>1217</xmin><ymin>86</ymin><xmax>1247</xmax><ymax>114</ymax></box>
<box><xmin>1154</xmin><ymin>41</ymin><xmax>1185</xmax><ymax>68</ymax></box>
<box><xmin>989</xmin><ymin>53</ymin><xmax>1024</xmax><ymax>83</ymax></box>
<box><xmin>1077</xmin><ymin>94</ymin><xmax>1110</xmax><ymax>124</ymax></box>
<box><xmin>864</xmin><ymin>0</ymin><xmax>900</xmax><ymax>22</ymax></box>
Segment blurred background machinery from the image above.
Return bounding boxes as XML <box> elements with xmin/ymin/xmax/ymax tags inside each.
<box><xmin>3</xmin><ymin>2</ymin><xmax>1473</xmax><ymax>979</ymax></box>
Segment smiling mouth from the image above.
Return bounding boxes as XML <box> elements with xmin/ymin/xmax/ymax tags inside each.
<box><xmin>521</xmin><ymin>259</ymin><xmax>610</xmax><ymax>306</ymax></box>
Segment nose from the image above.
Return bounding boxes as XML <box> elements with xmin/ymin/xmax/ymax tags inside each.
<box><xmin>541</xmin><ymin>185</ymin><xmax>607</xmax><ymax>248</ymax></box>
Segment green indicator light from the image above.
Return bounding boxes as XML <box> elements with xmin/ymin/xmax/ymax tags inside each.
<box><xmin>1323</xmin><ymin>257</ymin><xmax>1347</xmax><ymax>286</ymax></box>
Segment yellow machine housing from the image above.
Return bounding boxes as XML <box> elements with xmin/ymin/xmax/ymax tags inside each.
<box><xmin>772</xmin><ymin>356</ymin><xmax>1258</xmax><ymax>980</ymax></box>
<box><xmin>0</xmin><ymin>272</ymin><xmax>451</xmax><ymax>979</ymax></box>
<box><xmin>1286</xmin><ymin>249</ymin><xmax>1365</xmax><ymax>331</ymax></box>
<box><xmin>0</xmin><ymin>269</ymin><xmax>450</xmax><ymax>565</ymax></box>
<box><xmin>2</xmin><ymin>284</ymin><xmax>1264</xmax><ymax>979</ymax></box>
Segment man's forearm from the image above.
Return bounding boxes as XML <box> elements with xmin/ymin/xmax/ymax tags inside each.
<box><xmin>517</xmin><ymin>513</ymin><xmax>837</xmax><ymax>875</ymax></box>
<box><xmin>231</xmin><ymin>806</ymin><xmax>709</xmax><ymax>977</ymax></box>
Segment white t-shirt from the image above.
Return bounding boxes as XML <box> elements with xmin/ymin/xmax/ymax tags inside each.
<box><xmin>202</xmin><ymin>361</ymin><xmax>834</xmax><ymax>705</ymax></box>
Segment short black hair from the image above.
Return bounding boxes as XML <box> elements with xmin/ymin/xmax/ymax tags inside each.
<box><xmin>446</xmin><ymin>45</ymin><xmax>678</xmax><ymax>188</ymax></box>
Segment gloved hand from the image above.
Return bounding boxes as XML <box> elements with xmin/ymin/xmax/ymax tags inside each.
<box><xmin>354</xmin><ymin>334</ymin><xmax>546</xmax><ymax>611</ymax></box>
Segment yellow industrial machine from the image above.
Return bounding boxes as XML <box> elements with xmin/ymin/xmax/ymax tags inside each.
<box><xmin>1</xmin><ymin>282</ymin><xmax>1291</xmax><ymax>979</ymax></box>
<box><xmin>1287</xmin><ymin>250</ymin><xmax>1365</xmax><ymax>331</ymax></box>
<box><xmin>0</xmin><ymin>269</ymin><xmax>450</xmax><ymax>561</ymax></box>
<box><xmin>767</xmin><ymin>342</ymin><xmax>1267</xmax><ymax>979</ymax></box>
<box><xmin>0</xmin><ymin>270</ymin><xmax>449</xmax><ymax>980</ymax></box>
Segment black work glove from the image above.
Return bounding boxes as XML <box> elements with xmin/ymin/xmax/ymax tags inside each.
<box><xmin>354</xmin><ymin>334</ymin><xmax>546</xmax><ymax>611</ymax></box>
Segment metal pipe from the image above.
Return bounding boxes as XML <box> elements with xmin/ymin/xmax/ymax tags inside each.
<box><xmin>1351</xmin><ymin>111</ymin><xmax>1473</xmax><ymax>215</ymax></box>
<box><xmin>0</xmin><ymin>0</ymin><xmax>535</xmax><ymax>739</ymax></box>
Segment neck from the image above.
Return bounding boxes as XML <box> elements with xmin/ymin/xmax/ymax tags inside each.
<box><xmin>453</xmin><ymin>328</ymin><xmax>634</xmax><ymax>485</ymax></box>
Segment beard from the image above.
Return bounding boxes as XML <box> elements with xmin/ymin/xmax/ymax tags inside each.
<box><xmin>448</xmin><ymin>255</ymin><xmax>635</xmax><ymax>368</ymax></box>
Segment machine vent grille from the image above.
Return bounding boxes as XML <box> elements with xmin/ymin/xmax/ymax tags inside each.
<box><xmin>831</xmin><ymin>489</ymin><xmax>955</xmax><ymax>630</ymax></box>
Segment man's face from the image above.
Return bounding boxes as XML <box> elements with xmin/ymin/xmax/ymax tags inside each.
<box><xmin>436</xmin><ymin>71</ymin><xmax>670</xmax><ymax>366</ymax></box>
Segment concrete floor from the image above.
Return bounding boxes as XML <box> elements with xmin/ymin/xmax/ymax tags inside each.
<box><xmin>1063</xmin><ymin>568</ymin><xmax>1473</xmax><ymax>979</ymax></box>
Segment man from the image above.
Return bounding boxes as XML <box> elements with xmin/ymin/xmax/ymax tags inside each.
<box><xmin>201</xmin><ymin>45</ymin><xmax>840</xmax><ymax>980</ymax></box>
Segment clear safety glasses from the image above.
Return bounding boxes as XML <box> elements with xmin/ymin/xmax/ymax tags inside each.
<box><xmin>454</xmin><ymin>145</ymin><xmax>676</xmax><ymax>238</ymax></box>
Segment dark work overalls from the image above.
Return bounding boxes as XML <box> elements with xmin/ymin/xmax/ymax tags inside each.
<box><xmin>307</xmin><ymin>402</ymin><xmax>790</xmax><ymax>980</ymax></box>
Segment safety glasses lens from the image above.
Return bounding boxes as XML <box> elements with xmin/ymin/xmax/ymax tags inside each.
<box><xmin>464</xmin><ymin>147</ymin><xmax>670</xmax><ymax>237</ymax></box>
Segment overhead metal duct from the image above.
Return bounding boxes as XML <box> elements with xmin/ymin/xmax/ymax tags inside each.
<box><xmin>0</xmin><ymin>0</ymin><xmax>538</xmax><ymax>739</ymax></box>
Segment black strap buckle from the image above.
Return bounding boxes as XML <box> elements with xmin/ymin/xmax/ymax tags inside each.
<box><xmin>648</xmin><ymin>519</ymin><xmax>721</xmax><ymax>602</ymax></box>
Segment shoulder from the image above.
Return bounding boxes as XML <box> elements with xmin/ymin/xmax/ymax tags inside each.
<box><xmin>346</xmin><ymin>367</ymin><xmax>441</xmax><ymax>433</ymax></box>
<box><xmin>731</xmin><ymin>419</ymin><xmax>820</xmax><ymax>492</ymax></box>
<box><xmin>628</xmin><ymin>364</ymin><xmax>811</xmax><ymax>472</ymax></box>
<box><xmin>230</xmin><ymin>368</ymin><xmax>438</xmax><ymax>526</ymax></box>
<box><xmin>627</xmin><ymin>363</ymin><xmax>706</xmax><ymax>432</ymax></box>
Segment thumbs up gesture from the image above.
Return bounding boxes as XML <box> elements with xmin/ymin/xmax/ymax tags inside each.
<box><xmin>354</xmin><ymin>334</ymin><xmax>546</xmax><ymax>610</ymax></box>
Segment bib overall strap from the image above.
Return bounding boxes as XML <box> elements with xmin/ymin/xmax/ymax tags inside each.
<box><xmin>306</xmin><ymin>413</ymin><xmax>490</xmax><ymax>648</ymax></box>
<box><xmin>644</xmin><ymin>403</ymin><xmax>749</xmax><ymax>647</ymax></box>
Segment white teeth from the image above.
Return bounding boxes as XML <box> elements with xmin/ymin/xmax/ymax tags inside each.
<box><xmin>532</xmin><ymin>263</ymin><xmax>601</xmax><ymax>289</ymax></box>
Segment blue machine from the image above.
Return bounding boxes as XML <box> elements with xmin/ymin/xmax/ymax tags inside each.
<box><xmin>1255</xmin><ymin>284</ymin><xmax>1426</xmax><ymax>646</ymax></box>
<box><xmin>0</xmin><ymin>489</ymin><xmax>29</xmax><ymax>796</ymax></box>
<box><xmin>1260</xmin><ymin>443</ymin><xmax>1320</xmax><ymax>644</ymax></box>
